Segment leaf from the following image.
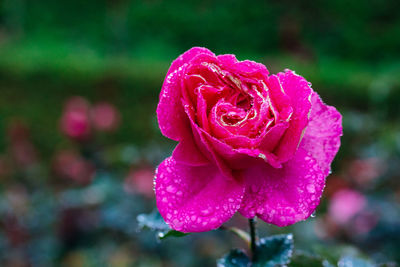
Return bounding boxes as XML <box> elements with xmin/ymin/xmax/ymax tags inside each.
<box><xmin>217</xmin><ymin>249</ymin><xmax>251</xmax><ymax>267</ymax></box>
<box><xmin>338</xmin><ymin>256</ymin><xmax>375</xmax><ymax>267</ymax></box>
<box><xmin>289</xmin><ymin>251</ymin><xmax>330</xmax><ymax>267</ymax></box>
<box><xmin>137</xmin><ymin>209</ymin><xmax>188</xmax><ymax>239</ymax></box>
<box><xmin>157</xmin><ymin>230</ymin><xmax>188</xmax><ymax>239</ymax></box>
<box><xmin>253</xmin><ymin>234</ymin><xmax>294</xmax><ymax>267</ymax></box>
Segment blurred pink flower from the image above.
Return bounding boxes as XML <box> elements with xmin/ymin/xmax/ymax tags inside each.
<box><xmin>91</xmin><ymin>102</ymin><xmax>121</xmax><ymax>132</ymax></box>
<box><xmin>60</xmin><ymin>97</ymin><xmax>91</xmax><ymax>141</ymax></box>
<box><xmin>53</xmin><ymin>150</ymin><xmax>95</xmax><ymax>185</ymax></box>
<box><xmin>124</xmin><ymin>167</ymin><xmax>154</xmax><ymax>198</ymax></box>
<box><xmin>329</xmin><ymin>189</ymin><xmax>366</xmax><ymax>224</ymax></box>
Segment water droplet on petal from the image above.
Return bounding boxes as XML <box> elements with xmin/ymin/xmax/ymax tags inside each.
<box><xmin>166</xmin><ymin>185</ymin><xmax>177</xmax><ymax>193</ymax></box>
<box><xmin>201</xmin><ymin>207</ymin><xmax>213</xmax><ymax>216</ymax></box>
<box><xmin>172</xmin><ymin>219</ymin><xmax>183</xmax><ymax>230</ymax></box>
<box><xmin>307</xmin><ymin>184</ymin><xmax>315</xmax><ymax>193</ymax></box>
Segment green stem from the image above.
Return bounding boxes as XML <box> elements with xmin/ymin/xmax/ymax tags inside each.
<box><xmin>249</xmin><ymin>218</ymin><xmax>257</xmax><ymax>262</ymax></box>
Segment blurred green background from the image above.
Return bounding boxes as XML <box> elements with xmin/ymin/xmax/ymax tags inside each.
<box><xmin>0</xmin><ymin>0</ymin><xmax>399</xmax><ymax>266</ymax></box>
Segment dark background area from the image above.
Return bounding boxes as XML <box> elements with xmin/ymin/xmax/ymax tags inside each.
<box><xmin>0</xmin><ymin>0</ymin><xmax>399</xmax><ymax>266</ymax></box>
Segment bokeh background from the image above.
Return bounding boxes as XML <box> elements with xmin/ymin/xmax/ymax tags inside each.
<box><xmin>0</xmin><ymin>0</ymin><xmax>399</xmax><ymax>266</ymax></box>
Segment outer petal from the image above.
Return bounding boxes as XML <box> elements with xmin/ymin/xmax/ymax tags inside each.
<box><xmin>238</xmin><ymin>148</ymin><xmax>325</xmax><ymax>226</ymax></box>
<box><xmin>172</xmin><ymin>137</ymin><xmax>210</xmax><ymax>166</ymax></box>
<box><xmin>156</xmin><ymin>47</ymin><xmax>214</xmax><ymax>141</ymax></box>
<box><xmin>274</xmin><ymin>70</ymin><xmax>313</xmax><ymax>162</ymax></box>
<box><xmin>217</xmin><ymin>54</ymin><xmax>270</xmax><ymax>77</ymax></box>
<box><xmin>155</xmin><ymin>157</ymin><xmax>244</xmax><ymax>233</ymax></box>
<box><xmin>300</xmin><ymin>92</ymin><xmax>342</xmax><ymax>175</ymax></box>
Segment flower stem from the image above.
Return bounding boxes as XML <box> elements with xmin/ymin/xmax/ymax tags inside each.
<box><xmin>249</xmin><ymin>218</ymin><xmax>257</xmax><ymax>262</ymax></box>
<box><xmin>220</xmin><ymin>226</ymin><xmax>251</xmax><ymax>246</ymax></box>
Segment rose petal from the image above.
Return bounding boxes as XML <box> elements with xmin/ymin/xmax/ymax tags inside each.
<box><xmin>172</xmin><ymin>136</ymin><xmax>210</xmax><ymax>166</ymax></box>
<box><xmin>273</xmin><ymin>70</ymin><xmax>313</xmax><ymax>162</ymax></box>
<box><xmin>239</xmin><ymin>148</ymin><xmax>325</xmax><ymax>226</ymax></box>
<box><xmin>200</xmin><ymin>124</ymin><xmax>282</xmax><ymax>169</ymax></box>
<box><xmin>155</xmin><ymin>157</ymin><xmax>244</xmax><ymax>233</ymax></box>
<box><xmin>300</xmin><ymin>92</ymin><xmax>342</xmax><ymax>175</ymax></box>
<box><xmin>157</xmin><ymin>47</ymin><xmax>214</xmax><ymax>141</ymax></box>
<box><xmin>259</xmin><ymin>122</ymin><xmax>289</xmax><ymax>152</ymax></box>
<box><xmin>217</xmin><ymin>54</ymin><xmax>270</xmax><ymax>77</ymax></box>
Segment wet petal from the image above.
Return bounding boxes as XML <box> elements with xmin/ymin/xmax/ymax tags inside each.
<box><xmin>274</xmin><ymin>70</ymin><xmax>313</xmax><ymax>162</ymax></box>
<box><xmin>155</xmin><ymin>157</ymin><xmax>244</xmax><ymax>233</ymax></box>
<box><xmin>217</xmin><ymin>54</ymin><xmax>270</xmax><ymax>77</ymax></box>
<box><xmin>157</xmin><ymin>47</ymin><xmax>214</xmax><ymax>141</ymax></box>
<box><xmin>300</xmin><ymin>92</ymin><xmax>343</xmax><ymax>175</ymax></box>
<box><xmin>239</xmin><ymin>148</ymin><xmax>325</xmax><ymax>226</ymax></box>
<box><xmin>172</xmin><ymin>136</ymin><xmax>210</xmax><ymax>166</ymax></box>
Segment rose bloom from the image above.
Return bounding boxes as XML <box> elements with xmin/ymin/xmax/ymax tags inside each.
<box><xmin>91</xmin><ymin>102</ymin><xmax>121</xmax><ymax>132</ymax></box>
<box><xmin>155</xmin><ymin>47</ymin><xmax>342</xmax><ymax>232</ymax></box>
<box><xmin>60</xmin><ymin>97</ymin><xmax>91</xmax><ymax>140</ymax></box>
<box><xmin>328</xmin><ymin>189</ymin><xmax>366</xmax><ymax>225</ymax></box>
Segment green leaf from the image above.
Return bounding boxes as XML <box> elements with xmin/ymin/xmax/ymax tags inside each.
<box><xmin>137</xmin><ymin>209</ymin><xmax>187</xmax><ymax>240</ymax></box>
<box><xmin>217</xmin><ymin>249</ymin><xmax>251</xmax><ymax>267</ymax></box>
<box><xmin>289</xmin><ymin>251</ymin><xmax>330</xmax><ymax>267</ymax></box>
<box><xmin>338</xmin><ymin>256</ymin><xmax>375</xmax><ymax>267</ymax></box>
<box><xmin>157</xmin><ymin>230</ymin><xmax>188</xmax><ymax>240</ymax></box>
<box><xmin>253</xmin><ymin>234</ymin><xmax>294</xmax><ymax>267</ymax></box>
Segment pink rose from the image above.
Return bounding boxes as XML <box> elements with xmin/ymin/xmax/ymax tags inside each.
<box><xmin>60</xmin><ymin>97</ymin><xmax>91</xmax><ymax>140</ymax></box>
<box><xmin>91</xmin><ymin>102</ymin><xmax>121</xmax><ymax>132</ymax></box>
<box><xmin>329</xmin><ymin>189</ymin><xmax>366</xmax><ymax>225</ymax></box>
<box><xmin>155</xmin><ymin>47</ymin><xmax>342</xmax><ymax>232</ymax></box>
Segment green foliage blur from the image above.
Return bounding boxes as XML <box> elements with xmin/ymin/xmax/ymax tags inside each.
<box><xmin>0</xmin><ymin>0</ymin><xmax>399</xmax><ymax>266</ymax></box>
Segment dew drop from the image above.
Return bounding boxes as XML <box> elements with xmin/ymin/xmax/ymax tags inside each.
<box><xmin>166</xmin><ymin>185</ymin><xmax>177</xmax><ymax>193</ymax></box>
<box><xmin>201</xmin><ymin>207</ymin><xmax>213</xmax><ymax>216</ymax></box>
<box><xmin>158</xmin><ymin>232</ymin><xmax>165</xmax><ymax>238</ymax></box>
<box><xmin>172</xmin><ymin>219</ymin><xmax>183</xmax><ymax>230</ymax></box>
<box><xmin>306</xmin><ymin>184</ymin><xmax>315</xmax><ymax>193</ymax></box>
<box><xmin>311</xmin><ymin>211</ymin><xmax>316</xmax><ymax>218</ymax></box>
